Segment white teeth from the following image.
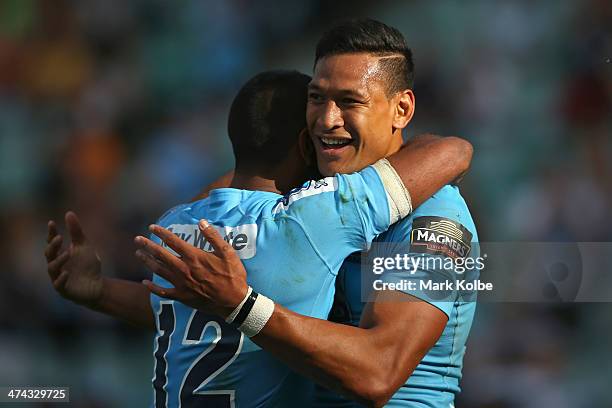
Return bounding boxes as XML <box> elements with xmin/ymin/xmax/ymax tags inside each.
<box><xmin>321</xmin><ymin>137</ymin><xmax>350</xmax><ymax>145</ymax></box>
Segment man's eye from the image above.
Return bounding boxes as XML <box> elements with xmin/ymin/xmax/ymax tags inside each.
<box><xmin>342</xmin><ymin>98</ymin><xmax>360</xmax><ymax>105</ymax></box>
<box><xmin>308</xmin><ymin>92</ymin><xmax>323</xmax><ymax>102</ymax></box>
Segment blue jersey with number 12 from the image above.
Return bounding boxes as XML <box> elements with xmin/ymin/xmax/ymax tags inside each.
<box><xmin>149</xmin><ymin>165</ymin><xmax>396</xmax><ymax>408</ymax></box>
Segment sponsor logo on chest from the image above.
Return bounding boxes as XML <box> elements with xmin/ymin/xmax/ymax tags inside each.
<box><xmin>163</xmin><ymin>223</ymin><xmax>258</xmax><ymax>259</ymax></box>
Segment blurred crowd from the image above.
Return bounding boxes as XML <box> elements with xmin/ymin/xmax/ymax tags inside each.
<box><xmin>0</xmin><ymin>0</ymin><xmax>610</xmax><ymax>406</ymax></box>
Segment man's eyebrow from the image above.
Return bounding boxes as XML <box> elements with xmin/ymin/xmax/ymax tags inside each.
<box><xmin>337</xmin><ymin>89</ymin><xmax>367</xmax><ymax>99</ymax></box>
<box><xmin>308</xmin><ymin>83</ymin><xmax>366</xmax><ymax>98</ymax></box>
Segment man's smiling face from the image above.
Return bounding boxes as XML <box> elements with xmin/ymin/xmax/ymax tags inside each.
<box><xmin>307</xmin><ymin>52</ymin><xmax>410</xmax><ymax>176</ymax></box>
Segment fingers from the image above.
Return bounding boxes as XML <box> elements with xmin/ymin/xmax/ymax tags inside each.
<box><xmin>135</xmin><ymin>249</ymin><xmax>182</xmax><ymax>286</ymax></box>
<box><xmin>48</xmin><ymin>251</ymin><xmax>70</xmax><ymax>280</ymax></box>
<box><xmin>53</xmin><ymin>269</ymin><xmax>70</xmax><ymax>291</ymax></box>
<box><xmin>65</xmin><ymin>211</ymin><xmax>86</xmax><ymax>245</ymax></box>
<box><xmin>148</xmin><ymin>225</ymin><xmax>195</xmax><ymax>261</ymax></box>
<box><xmin>45</xmin><ymin>234</ymin><xmax>63</xmax><ymax>262</ymax></box>
<box><xmin>134</xmin><ymin>236</ymin><xmax>192</xmax><ymax>276</ymax></box>
<box><xmin>142</xmin><ymin>280</ymin><xmax>180</xmax><ymax>300</ymax></box>
<box><xmin>47</xmin><ymin>220</ymin><xmax>58</xmax><ymax>244</ymax></box>
<box><xmin>197</xmin><ymin>220</ymin><xmax>232</xmax><ymax>257</ymax></box>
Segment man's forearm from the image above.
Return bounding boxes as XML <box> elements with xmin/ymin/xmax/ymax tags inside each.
<box><xmin>404</xmin><ymin>133</ymin><xmax>442</xmax><ymax>148</ymax></box>
<box><xmin>388</xmin><ymin>136</ymin><xmax>473</xmax><ymax>208</ymax></box>
<box><xmin>90</xmin><ymin>277</ymin><xmax>155</xmax><ymax>329</ymax></box>
<box><xmin>251</xmin><ymin>305</ymin><xmax>386</xmax><ymax>406</ymax></box>
<box><xmin>244</xmin><ymin>291</ymin><xmax>446</xmax><ymax>407</ymax></box>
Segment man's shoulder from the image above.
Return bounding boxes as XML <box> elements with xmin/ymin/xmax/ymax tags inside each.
<box><xmin>378</xmin><ymin>184</ymin><xmax>477</xmax><ymax>243</ymax></box>
<box><xmin>272</xmin><ymin>177</ymin><xmax>338</xmax><ymax>214</ymax></box>
<box><xmin>161</xmin><ymin>189</ymin><xmax>284</xmax><ymax>225</ymax></box>
<box><xmin>157</xmin><ymin>202</ymin><xmax>192</xmax><ymax>225</ymax></box>
<box><xmin>413</xmin><ymin>184</ymin><xmax>469</xmax><ymax>217</ymax></box>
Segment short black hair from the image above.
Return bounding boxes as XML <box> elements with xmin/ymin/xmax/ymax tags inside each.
<box><xmin>315</xmin><ymin>18</ymin><xmax>414</xmax><ymax>95</ymax></box>
<box><xmin>228</xmin><ymin>70</ymin><xmax>311</xmax><ymax>170</ymax></box>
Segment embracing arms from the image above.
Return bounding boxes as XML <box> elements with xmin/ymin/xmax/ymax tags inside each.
<box><xmin>390</xmin><ymin>134</ymin><xmax>472</xmax><ymax>208</ymax></box>
<box><xmin>43</xmin><ymin>133</ymin><xmax>468</xmax><ymax>323</ymax></box>
<box><xmin>187</xmin><ymin>134</ymin><xmax>473</xmax><ymax>207</ymax></box>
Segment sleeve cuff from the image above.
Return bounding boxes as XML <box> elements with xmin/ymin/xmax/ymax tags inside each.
<box><xmin>372</xmin><ymin>158</ymin><xmax>413</xmax><ymax>224</ymax></box>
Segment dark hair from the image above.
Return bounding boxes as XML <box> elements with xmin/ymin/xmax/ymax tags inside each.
<box><xmin>228</xmin><ymin>70</ymin><xmax>311</xmax><ymax>170</ymax></box>
<box><xmin>315</xmin><ymin>18</ymin><xmax>414</xmax><ymax>95</ymax></box>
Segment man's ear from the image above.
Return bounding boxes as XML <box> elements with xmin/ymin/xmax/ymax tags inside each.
<box><xmin>298</xmin><ymin>128</ymin><xmax>315</xmax><ymax>166</ymax></box>
<box><xmin>392</xmin><ymin>89</ymin><xmax>415</xmax><ymax>130</ymax></box>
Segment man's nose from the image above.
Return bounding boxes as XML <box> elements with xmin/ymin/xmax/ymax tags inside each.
<box><xmin>318</xmin><ymin>101</ymin><xmax>344</xmax><ymax>130</ymax></box>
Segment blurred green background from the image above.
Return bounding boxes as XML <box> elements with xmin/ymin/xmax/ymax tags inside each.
<box><xmin>0</xmin><ymin>0</ymin><xmax>610</xmax><ymax>406</ymax></box>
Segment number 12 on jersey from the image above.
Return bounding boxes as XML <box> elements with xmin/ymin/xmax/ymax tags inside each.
<box><xmin>153</xmin><ymin>301</ymin><xmax>244</xmax><ymax>408</ymax></box>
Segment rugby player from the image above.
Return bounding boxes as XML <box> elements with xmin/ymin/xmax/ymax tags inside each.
<box><xmin>45</xmin><ymin>69</ymin><xmax>471</xmax><ymax>407</ymax></box>
<box><xmin>144</xmin><ymin>19</ymin><xmax>479</xmax><ymax>407</ymax></box>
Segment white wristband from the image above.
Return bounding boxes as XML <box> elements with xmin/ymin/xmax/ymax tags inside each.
<box><xmin>225</xmin><ymin>286</ymin><xmax>253</xmax><ymax>324</ymax></box>
<box><xmin>238</xmin><ymin>293</ymin><xmax>275</xmax><ymax>338</ymax></box>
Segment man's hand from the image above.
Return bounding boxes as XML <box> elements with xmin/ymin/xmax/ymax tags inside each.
<box><xmin>45</xmin><ymin>211</ymin><xmax>104</xmax><ymax>307</ymax></box>
<box><xmin>135</xmin><ymin>220</ymin><xmax>248</xmax><ymax>318</ymax></box>
<box><xmin>45</xmin><ymin>211</ymin><xmax>155</xmax><ymax>328</ymax></box>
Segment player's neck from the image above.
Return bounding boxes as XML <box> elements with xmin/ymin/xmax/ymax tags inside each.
<box><xmin>386</xmin><ymin>131</ymin><xmax>404</xmax><ymax>156</ymax></box>
<box><xmin>230</xmin><ymin>172</ymin><xmax>282</xmax><ymax>194</ymax></box>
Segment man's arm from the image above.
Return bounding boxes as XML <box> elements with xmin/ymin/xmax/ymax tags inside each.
<box><xmin>189</xmin><ymin>136</ymin><xmax>469</xmax><ymax>205</ymax></box>
<box><xmin>385</xmin><ymin>135</ymin><xmax>472</xmax><ymax>208</ymax></box>
<box><xmin>93</xmin><ymin>278</ymin><xmax>154</xmax><ymax>328</ymax></box>
<box><xmin>403</xmin><ymin>132</ymin><xmax>441</xmax><ymax>148</ymax></box>
<box><xmin>45</xmin><ymin>168</ymin><xmax>236</xmax><ymax>326</ymax></box>
<box><xmin>404</xmin><ymin>133</ymin><xmax>468</xmax><ymax>185</ymax></box>
<box><xmin>189</xmin><ymin>136</ymin><xmax>469</xmax><ymax>206</ymax></box>
<box><xmin>251</xmin><ymin>292</ymin><xmax>447</xmax><ymax>407</ymax></box>
<box><xmin>45</xmin><ymin>212</ymin><xmax>155</xmax><ymax>329</ymax></box>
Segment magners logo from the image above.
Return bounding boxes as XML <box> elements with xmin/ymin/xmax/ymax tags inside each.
<box><xmin>410</xmin><ymin>216</ymin><xmax>472</xmax><ymax>258</ymax></box>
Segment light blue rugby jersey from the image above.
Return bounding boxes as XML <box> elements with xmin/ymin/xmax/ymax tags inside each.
<box><xmin>149</xmin><ymin>165</ymin><xmax>397</xmax><ymax>408</ymax></box>
<box><xmin>311</xmin><ymin>185</ymin><xmax>479</xmax><ymax>408</ymax></box>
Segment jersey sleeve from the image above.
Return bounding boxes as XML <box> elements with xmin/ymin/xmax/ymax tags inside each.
<box><xmin>376</xmin><ymin>185</ymin><xmax>479</xmax><ymax>318</ymax></box>
<box><xmin>271</xmin><ymin>161</ymin><xmax>411</xmax><ymax>256</ymax></box>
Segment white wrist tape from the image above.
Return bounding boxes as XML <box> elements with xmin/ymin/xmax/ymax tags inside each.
<box><xmin>225</xmin><ymin>286</ymin><xmax>253</xmax><ymax>324</ymax></box>
<box><xmin>372</xmin><ymin>158</ymin><xmax>413</xmax><ymax>224</ymax></box>
<box><xmin>238</xmin><ymin>293</ymin><xmax>275</xmax><ymax>338</ymax></box>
